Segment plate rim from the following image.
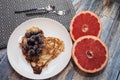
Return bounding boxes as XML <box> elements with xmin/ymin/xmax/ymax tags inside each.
<box><xmin>7</xmin><ymin>18</ymin><xmax>72</xmax><ymax>79</ymax></box>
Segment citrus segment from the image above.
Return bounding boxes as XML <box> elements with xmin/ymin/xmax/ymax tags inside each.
<box><xmin>70</xmin><ymin>11</ymin><xmax>101</xmax><ymax>41</ymax></box>
<box><xmin>72</xmin><ymin>36</ymin><xmax>108</xmax><ymax>73</ymax></box>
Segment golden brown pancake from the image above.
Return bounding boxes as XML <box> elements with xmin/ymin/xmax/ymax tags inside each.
<box><xmin>20</xmin><ymin>27</ymin><xmax>64</xmax><ymax>74</ymax></box>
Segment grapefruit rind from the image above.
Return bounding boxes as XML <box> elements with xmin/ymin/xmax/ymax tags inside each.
<box><xmin>72</xmin><ymin>36</ymin><xmax>108</xmax><ymax>73</ymax></box>
<box><xmin>70</xmin><ymin>11</ymin><xmax>102</xmax><ymax>41</ymax></box>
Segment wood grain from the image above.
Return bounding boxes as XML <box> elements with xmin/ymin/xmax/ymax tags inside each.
<box><xmin>68</xmin><ymin>0</ymin><xmax>120</xmax><ymax>80</ymax></box>
<box><xmin>61</xmin><ymin>0</ymin><xmax>120</xmax><ymax>80</ymax></box>
<box><xmin>0</xmin><ymin>0</ymin><xmax>120</xmax><ymax>80</ymax></box>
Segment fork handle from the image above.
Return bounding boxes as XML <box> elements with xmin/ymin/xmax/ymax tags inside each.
<box><xmin>15</xmin><ymin>8</ymin><xmax>37</xmax><ymax>13</ymax></box>
<box><xmin>26</xmin><ymin>11</ymin><xmax>49</xmax><ymax>16</ymax></box>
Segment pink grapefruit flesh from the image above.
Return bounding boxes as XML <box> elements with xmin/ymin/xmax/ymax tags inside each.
<box><xmin>72</xmin><ymin>36</ymin><xmax>108</xmax><ymax>73</ymax></box>
<box><xmin>70</xmin><ymin>11</ymin><xmax>102</xmax><ymax>41</ymax></box>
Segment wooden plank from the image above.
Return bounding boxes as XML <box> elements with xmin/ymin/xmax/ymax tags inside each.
<box><xmin>75</xmin><ymin>0</ymin><xmax>97</xmax><ymax>13</ymax></box>
<box><xmin>105</xmin><ymin>22</ymin><xmax>120</xmax><ymax>80</ymax></box>
<box><xmin>53</xmin><ymin>0</ymin><xmax>120</xmax><ymax>80</ymax></box>
<box><xmin>73</xmin><ymin>0</ymin><xmax>104</xmax><ymax>14</ymax></box>
<box><xmin>50</xmin><ymin>62</ymin><xmax>74</xmax><ymax>80</ymax></box>
<box><xmin>65</xmin><ymin>0</ymin><xmax>120</xmax><ymax>80</ymax></box>
<box><xmin>72</xmin><ymin>0</ymin><xmax>80</xmax><ymax>6</ymax></box>
<box><xmin>84</xmin><ymin>2</ymin><xmax>120</xmax><ymax>80</ymax></box>
<box><xmin>0</xmin><ymin>49</ymin><xmax>6</xmax><ymax>62</ymax></box>
<box><xmin>117</xmin><ymin>71</ymin><xmax>120</xmax><ymax>80</ymax></box>
<box><xmin>102</xmin><ymin>2</ymin><xmax>120</xmax><ymax>19</ymax></box>
<box><xmin>100</xmin><ymin>17</ymin><xmax>114</xmax><ymax>42</ymax></box>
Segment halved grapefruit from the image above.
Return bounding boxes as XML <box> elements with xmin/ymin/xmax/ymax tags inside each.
<box><xmin>70</xmin><ymin>11</ymin><xmax>102</xmax><ymax>41</ymax></box>
<box><xmin>72</xmin><ymin>36</ymin><xmax>108</xmax><ymax>73</ymax></box>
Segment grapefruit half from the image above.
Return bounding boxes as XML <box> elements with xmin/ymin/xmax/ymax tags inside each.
<box><xmin>70</xmin><ymin>11</ymin><xmax>102</xmax><ymax>41</ymax></box>
<box><xmin>72</xmin><ymin>36</ymin><xmax>108</xmax><ymax>73</ymax></box>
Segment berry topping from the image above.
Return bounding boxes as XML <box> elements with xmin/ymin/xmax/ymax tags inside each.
<box><xmin>25</xmin><ymin>32</ymin><xmax>31</xmax><ymax>38</ymax></box>
<box><xmin>28</xmin><ymin>49</ymin><xmax>35</xmax><ymax>55</ymax></box>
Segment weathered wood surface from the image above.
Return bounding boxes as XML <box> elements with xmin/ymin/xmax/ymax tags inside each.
<box><xmin>0</xmin><ymin>0</ymin><xmax>120</xmax><ymax>80</ymax></box>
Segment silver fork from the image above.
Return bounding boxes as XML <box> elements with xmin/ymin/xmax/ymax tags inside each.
<box><xmin>26</xmin><ymin>10</ymin><xmax>70</xmax><ymax>16</ymax></box>
<box><xmin>50</xmin><ymin>10</ymin><xmax>70</xmax><ymax>15</ymax></box>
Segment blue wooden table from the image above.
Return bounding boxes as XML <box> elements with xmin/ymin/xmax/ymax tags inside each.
<box><xmin>0</xmin><ymin>0</ymin><xmax>120</xmax><ymax>80</ymax></box>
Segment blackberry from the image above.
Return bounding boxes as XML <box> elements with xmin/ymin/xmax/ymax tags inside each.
<box><xmin>28</xmin><ymin>49</ymin><xmax>35</xmax><ymax>55</ymax></box>
<box><xmin>25</xmin><ymin>32</ymin><xmax>31</xmax><ymax>38</ymax></box>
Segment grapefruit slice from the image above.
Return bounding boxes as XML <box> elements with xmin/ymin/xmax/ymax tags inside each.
<box><xmin>70</xmin><ymin>11</ymin><xmax>102</xmax><ymax>41</ymax></box>
<box><xmin>72</xmin><ymin>36</ymin><xmax>108</xmax><ymax>73</ymax></box>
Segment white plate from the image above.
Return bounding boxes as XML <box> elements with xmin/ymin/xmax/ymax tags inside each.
<box><xmin>7</xmin><ymin>18</ymin><xmax>72</xmax><ymax>79</ymax></box>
